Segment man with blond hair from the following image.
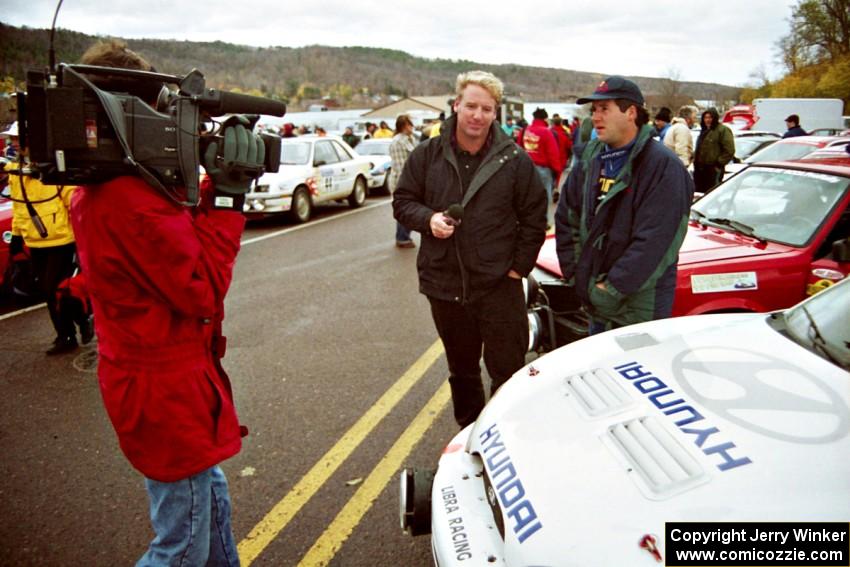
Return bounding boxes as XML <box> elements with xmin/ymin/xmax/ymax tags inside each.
<box><xmin>393</xmin><ymin>71</ymin><xmax>547</xmax><ymax>427</ymax></box>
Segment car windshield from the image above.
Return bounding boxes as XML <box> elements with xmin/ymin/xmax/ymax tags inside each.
<box><xmin>281</xmin><ymin>142</ymin><xmax>311</xmax><ymax>165</ymax></box>
<box><xmin>781</xmin><ymin>278</ymin><xmax>850</xmax><ymax>370</ymax></box>
<box><xmin>744</xmin><ymin>141</ymin><xmax>819</xmax><ymax>163</ymax></box>
<box><xmin>691</xmin><ymin>166</ymin><xmax>850</xmax><ymax>246</ymax></box>
<box><xmin>735</xmin><ymin>138</ymin><xmax>776</xmax><ymax>160</ymax></box>
<box><xmin>357</xmin><ymin>142</ymin><xmax>390</xmax><ymax>156</ymax></box>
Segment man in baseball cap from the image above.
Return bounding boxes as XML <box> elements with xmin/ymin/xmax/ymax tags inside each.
<box><xmin>576</xmin><ymin>75</ymin><xmax>645</xmax><ymax>106</ymax></box>
<box><xmin>555</xmin><ymin>75</ymin><xmax>694</xmax><ymax>334</ymax></box>
<box><xmin>782</xmin><ymin>114</ymin><xmax>807</xmax><ymax>138</ymax></box>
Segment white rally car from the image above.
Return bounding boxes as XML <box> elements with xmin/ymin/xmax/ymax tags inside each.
<box><xmin>401</xmin><ymin>276</ymin><xmax>850</xmax><ymax>566</ymax></box>
<box><xmin>244</xmin><ymin>134</ymin><xmax>370</xmax><ymax>223</ymax></box>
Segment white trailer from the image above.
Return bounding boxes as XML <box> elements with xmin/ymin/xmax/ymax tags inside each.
<box><xmin>753</xmin><ymin>98</ymin><xmax>844</xmax><ymax>134</ymax></box>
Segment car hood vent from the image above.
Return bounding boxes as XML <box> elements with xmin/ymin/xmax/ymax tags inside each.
<box><xmin>606</xmin><ymin>416</ymin><xmax>709</xmax><ymax>500</ymax></box>
<box><xmin>565</xmin><ymin>368</ymin><xmax>633</xmax><ymax>417</ymax></box>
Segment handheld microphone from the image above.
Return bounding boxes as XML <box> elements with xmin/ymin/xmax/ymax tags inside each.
<box><xmin>444</xmin><ymin>204</ymin><xmax>464</xmax><ymax>227</ymax></box>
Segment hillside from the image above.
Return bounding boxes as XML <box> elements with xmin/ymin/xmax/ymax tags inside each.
<box><xmin>0</xmin><ymin>23</ymin><xmax>741</xmax><ymax>110</ymax></box>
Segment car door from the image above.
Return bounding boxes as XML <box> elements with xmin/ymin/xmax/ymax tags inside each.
<box><xmin>313</xmin><ymin>141</ymin><xmax>342</xmax><ymax>201</ymax></box>
<box><xmin>330</xmin><ymin>140</ymin><xmax>357</xmax><ymax>197</ymax></box>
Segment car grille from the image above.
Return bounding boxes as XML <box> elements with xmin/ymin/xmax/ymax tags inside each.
<box><xmin>607</xmin><ymin>416</ymin><xmax>708</xmax><ymax>499</ymax></box>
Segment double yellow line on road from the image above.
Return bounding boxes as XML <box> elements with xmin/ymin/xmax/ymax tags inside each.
<box><xmin>237</xmin><ymin>339</ymin><xmax>448</xmax><ymax>565</ymax></box>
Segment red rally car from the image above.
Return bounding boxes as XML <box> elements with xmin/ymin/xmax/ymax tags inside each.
<box><xmin>528</xmin><ymin>155</ymin><xmax>850</xmax><ymax>350</ymax></box>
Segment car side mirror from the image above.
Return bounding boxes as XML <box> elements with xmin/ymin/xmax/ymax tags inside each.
<box><xmin>832</xmin><ymin>238</ymin><xmax>850</xmax><ymax>262</ymax></box>
<box><xmin>314</xmin><ymin>160</ymin><xmax>326</xmax><ymax>167</ymax></box>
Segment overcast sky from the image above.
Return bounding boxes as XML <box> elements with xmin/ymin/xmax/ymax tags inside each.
<box><xmin>2</xmin><ymin>0</ymin><xmax>795</xmax><ymax>86</ymax></box>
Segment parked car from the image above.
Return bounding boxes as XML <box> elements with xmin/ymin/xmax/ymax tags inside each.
<box><xmin>729</xmin><ymin>131</ymin><xmax>780</xmax><ymax>163</ymax></box>
<box><xmin>355</xmin><ymin>138</ymin><xmax>393</xmax><ymax>195</ymax></box>
<box><xmin>527</xmin><ymin>156</ymin><xmax>850</xmax><ymax>351</ymax></box>
<box><xmin>0</xmin><ymin>194</ymin><xmax>14</xmax><ymax>285</ymax></box>
<box><xmin>721</xmin><ymin>103</ymin><xmax>756</xmax><ymax>130</ymax></box>
<box><xmin>723</xmin><ymin>135</ymin><xmax>850</xmax><ymax>179</ymax></box>
<box><xmin>401</xmin><ymin>276</ymin><xmax>850</xmax><ymax>566</ymax></box>
<box><xmin>809</xmin><ymin>127</ymin><xmax>847</xmax><ymax>137</ymax></box>
<box><xmin>0</xmin><ymin>191</ymin><xmax>36</xmax><ymax>300</ymax></box>
<box><xmin>243</xmin><ymin>135</ymin><xmax>371</xmax><ymax>223</ymax></box>
<box><xmin>689</xmin><ymin>130</ymin><xmax>780</xmax><ymax>173</ymax></box>
<box><xmin>802</xmin><ymin>142</ymin><xmax>850</xmax><ymax>161</ymax></box>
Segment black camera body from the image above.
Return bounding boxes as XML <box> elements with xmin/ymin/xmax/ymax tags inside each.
<box><xmin>18</xmin><ymin>64</ymin><xmax>286</xmax><ymax>205</ymax></box>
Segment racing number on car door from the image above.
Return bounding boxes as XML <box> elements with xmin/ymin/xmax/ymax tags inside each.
<box><xmin>314</xmin><ymin>141</ymin><xmax>341</xmax><ymax>197</ymax></box>
<box><xmin>330</xmin><ymin>141</ymin><xmax>357</xmax><ymax>196</ymax></box>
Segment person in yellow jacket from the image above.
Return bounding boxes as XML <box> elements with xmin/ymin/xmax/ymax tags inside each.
<box><xmin>373</xmin><ymin>120</ymin><xmax>394</xmax><ymax>139</ymax></box>
<box><xmin>3</xmin><ymin>122</ymin><xmax>93</xmax><ymax>354</ymax></box>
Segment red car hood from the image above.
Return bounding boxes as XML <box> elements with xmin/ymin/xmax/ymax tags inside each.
<box><xmin>676</xmin><ymin>223</ymin><xmax>789</xmax><ymax>266</ymax></box>
<box><xmin>534</xmin><ymin>224</ymin><xmax>790</xmax><ymax>277</ymax></box>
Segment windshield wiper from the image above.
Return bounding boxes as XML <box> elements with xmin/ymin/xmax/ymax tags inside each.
<box><xmin>706</xmin><ymin>217</ymin><xmax>766</xmax><ymax>243</ymax></box>
<box><xmin>801</xmin><ymin>306</ymin><xmax>844</xmax><ymax>367</ymax></box>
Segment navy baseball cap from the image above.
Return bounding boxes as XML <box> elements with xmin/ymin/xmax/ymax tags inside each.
<box><xmin>577</xmin><ymin>75</ymin><xmax>644</xmax><ymax>105</ymax></box>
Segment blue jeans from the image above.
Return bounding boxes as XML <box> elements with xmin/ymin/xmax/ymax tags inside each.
<box><xmin>137</xmin><ymin>466</ymin><xmax>240</xmax><ymax>567</ymax></box>
<box><xmin>534</xmin><ymin>165</ymin><xmax>554</xmax><ymax>225</ymax></box>
<box><xmin>396</xmin><ymin>221</ymin><xmax>412</xmax><ymax>243</ymax></box>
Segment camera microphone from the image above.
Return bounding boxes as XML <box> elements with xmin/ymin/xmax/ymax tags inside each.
<box><xmin>200</xmin><ymin>89</ymin><xmax>287</xmax><ymax>117</ymax></box>
<box><xmin>444</xmin><ymin>204</ymin><xmax>464</xmax><ymax>227</ymax></box>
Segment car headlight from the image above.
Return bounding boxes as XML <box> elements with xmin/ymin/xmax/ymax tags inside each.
<box><xmin>370</xmin><ymin>163</ymin><xmax>390</xmax><ymax>175</ymax></box>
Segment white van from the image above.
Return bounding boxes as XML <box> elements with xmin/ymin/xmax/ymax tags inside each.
<box><xmin>753</xmin><ymin>98</ymin><xmax>843</xmax><ymax>134</ymax></box>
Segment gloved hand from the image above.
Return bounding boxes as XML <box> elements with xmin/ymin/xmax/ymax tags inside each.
<box><xmin>9</xmin><ymin>234</ymin><xmax>24</xmax><ymax>257</ymax></box>
<box><xmin>203</xmin><ymin>115</ymin><xmax>266</xmax><ymax>210</ymax></box>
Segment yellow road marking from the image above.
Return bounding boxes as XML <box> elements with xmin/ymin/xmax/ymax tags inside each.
<box><xmin>237</xmin><ymin>339</ymin><xmax>444</xmax><ymax>565</ymax></box>
<box><xmin>298</xmin><ymin>381</ymin><xmax>451</xmax><ymax>567</ymax></box>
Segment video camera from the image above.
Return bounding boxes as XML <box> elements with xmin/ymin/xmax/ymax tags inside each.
<box><xmin>16</xmin><ymin>63</ymin><xmax>287</xmax><ymax>205</ymax></box>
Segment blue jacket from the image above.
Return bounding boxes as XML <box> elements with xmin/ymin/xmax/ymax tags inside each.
<box><xmin>782</xmin><ymin>125</ymin><xmax>808</xmax><ymax>139</ymax></box>
<box><xmin>554</xmin><ymin>124</ymin><xmax>694</xmax><ymax>328</ymax></box>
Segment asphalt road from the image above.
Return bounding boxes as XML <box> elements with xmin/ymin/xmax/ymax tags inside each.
<box><xmin>0</xmin><ymin>196</ymin><xmax>468</xmax><ymax>566</ymax></box>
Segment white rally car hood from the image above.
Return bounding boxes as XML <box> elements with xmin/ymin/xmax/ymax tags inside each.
<box><xmin>463</xmin><ymin>314</ymin><xmax>850</xmax><ymax>566</ymax></box>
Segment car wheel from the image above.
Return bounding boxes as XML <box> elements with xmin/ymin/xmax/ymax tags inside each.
<box><xmin>289</xmin><ymin>186</ymin><xmax>312</xmax><ymax>223</ymax></box>
<box><xmin>348</xmin><ymin>176</ymin><xmax>367</xmax><ymax>208</ymax></box>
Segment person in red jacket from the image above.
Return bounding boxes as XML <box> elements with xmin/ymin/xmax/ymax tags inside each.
<box><xmin>70</xmin><ymin>40</ymin><xmax>264</xmax><ymax>567</ymax></box>
<box><xmin>550</xmin><ymin>115</ymin><xmax>574</xmax><ymax>177</ymax></box>
<box><xmin>522</xmin><ymin>107</ymin><xmax>561</xmax><ymax>227</ymax></box>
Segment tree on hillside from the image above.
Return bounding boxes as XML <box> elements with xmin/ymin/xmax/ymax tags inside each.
<box><xmin>658</xmin><ymin>67</ymin><xmax>693</xmax><ymax>110</ymax></box>
<box><xmin>784</xmin><ymin>0</ymin><xmax>849</xmax><ymax>65</ymax></box>
<box><xmin>771</xmin><ymin>0</ymin><xmax>850</xmax><ymax>110</ymax></box>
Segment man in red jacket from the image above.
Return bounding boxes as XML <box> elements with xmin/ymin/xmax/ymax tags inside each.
<box><xmin>550</xmin><ymin>114</ymin><xmax>574</xmax><ymax>182</ymax></box>
<box><xmin>71</xmin><ymin>40</ymin><xmax>264</xmax><ymax>566</ymax></box>
<box><xmin>522</xmin><ymin>107</ymin><xmax>561</xmax><ymax>227</ymax></box>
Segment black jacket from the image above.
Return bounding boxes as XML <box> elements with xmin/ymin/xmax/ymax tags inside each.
<box><xmin>393</xmin><ymin>115</ymin><xmax>548</xmax><ymax>302</ymax></box>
